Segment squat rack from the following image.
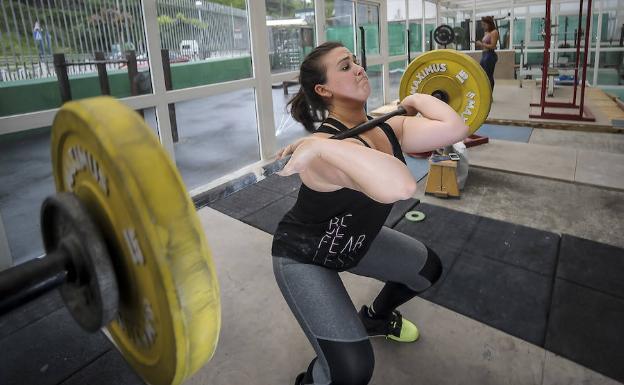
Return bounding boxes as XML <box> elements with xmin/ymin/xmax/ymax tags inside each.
<box><xmin>529</xmin><ymin>0</ymin><xmax>596</xmax><ymax>121</ymax></box>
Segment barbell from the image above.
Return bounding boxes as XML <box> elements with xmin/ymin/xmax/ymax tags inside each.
<box><xmin>399</xmin><ymin>49</ymin><xmax>492</xmax><ymax>134</ymax></box>
<box><xmin>0</xmin><ymin>97</ymin><xmax>220</xmax><ymax>385</ymax></box>
<box><xmin>0</xmin><ymin>50</ymin><xmax>492</xmax><ymax>385</ymax></box>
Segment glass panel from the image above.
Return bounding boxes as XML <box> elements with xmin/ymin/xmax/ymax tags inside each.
<box><xmin>424</xmin><ymin>1</ymin><xmax>436</xmax><ymax>51</ymax></box>
<box><xmin>595</xmin><ymin>50</ymin><xmax>624</xmax><ymax>86</ymax></box>
<box><xmin>529</xmin><ymin>17</ymin><xmax>545</xmax><ymax>45</ymax></box>
<box><xmin>529</xmin><ymin>4</ymin><xmax>546</xmax><ymax>14</ymax></box>
<box><xmin>0</xmin><ymin>127</ymin><xmax>55</xmax><ymax>264</ymax></box>
<box><xmin>388</xmin><ymin>0</ymin><xmax>407</xmax><ymax>57</ymax></box>
<box><xmin>367</xmin><ymin>64</ymin><xmax>383</xmax><ymax>110</ymax></box>
<box><xmin>600</xmin><ymin>0</ymin><xmax>623</xmax><ymax>45</ymax></box>
<box><xmin>356</xmin><ymin>2</ymin><xmax>380</xmax><ymax>56</ymax></box>
<box><xmin>408</xmin><ymin>0</ymin><xmax>423</xmax><ymax>53</ymax></box>
<box><xmin>141</xmin><ymin>107</ymin><xmax>160</xmax><ymax>138</ymax></box>
<box><xmin>498</xmin><ymin>18</ymin><xmax>511</xmax><ymax>50</ymax></box>
<box><xmin>513</xmin><ymin>18</ymin><xmax>526</xmax><ymax>47</ymax></box>
<box><xmin>266</xmin><ymin>0</ymin><xmax>316</xmax><ymax>74</ymax></box>
<box><xmin>438</xmin><ymin>7</ymin><xmax>472</xmax><ymax>51</ymax></box>
<box><xmin>274</xmin><ymin>84</ymin><xmax>310</xmax><ymax>149</ymax></box>
<box><xmin>159</xmin><ymin>1</ymin><xmax>252</xmax><ymax>89</ymax></box>
<box><xmin>173</xmin><ymin>89</ymin><xmax>260</xmax><ymax>190</ymax></box>
<box><xmin>389</xmin><ymin>60</ymin><xmax>407</xmax><ymax>101</ymax></box>
<box><xmin>0</xmin><ymin>1</ymin><xmax>151</xmax><ymax>117</ymax></box>
<box><xmin>326</xmin><ymin>0</ymin><xmax>355</xmax><ymax>53</ymax></box>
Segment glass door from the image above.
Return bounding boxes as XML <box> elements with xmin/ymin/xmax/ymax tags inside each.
<box><xmin>356</xmin><ymin>1</ymin><xmax>381</xmax><ymax>58</ymax></box>
<box><xmin>326</xmin><ymin>0</ymin><xmax>381</xmax><ymax>59</ymax></box>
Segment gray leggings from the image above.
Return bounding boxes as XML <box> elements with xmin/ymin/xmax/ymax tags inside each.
<box><xmin>273</xmin><ymin>227</ymin><xmax>441</xmax><ymax>385</ymax></box>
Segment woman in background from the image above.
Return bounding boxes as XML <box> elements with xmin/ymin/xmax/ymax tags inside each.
<box><xmin>476</xmin><ymin>16</ymin><xmax>499</xmax><ymax>92</ymax></box>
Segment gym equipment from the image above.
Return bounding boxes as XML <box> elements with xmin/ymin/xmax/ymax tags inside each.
<box><xmin>331</xmin><ymin>106</ymin><xmax>407</xmax><ymax>140</ymax></box>
<box><xmin>405</xmin><ymin>211</ymin><xmax>426</xmax><ymax>222</ymax></box>
<box><xmin>453</xmin><ymin>26</ymin><xmax>467</xmax><ymax>47</ymax></box>
<box><xmin>0</xmin><ymin>97</ymin><xmax>221</xmax><ymax>385</ymax></box>
<box><xmin>529</xmin><ymin>0</ymin><xmax>596</xmax><ymax>121</ymax></box>
<box><xmin>399</xmin><ymin>49</ymin><xmax>492</xmax><ymax>135</ymax></box>
<box><xmin>433</xmin><ymin>25</ymin><xmax>455</xmax><ymax>47</ymax></box>
<box><xmin>275</xmin><ymin>106</ymin><xmax>409</xmax><ymax>172</ymax></box>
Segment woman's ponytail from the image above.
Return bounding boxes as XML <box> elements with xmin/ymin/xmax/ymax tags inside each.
<box><xmin>287</xmin><ymin>88</ymin><xmax>316</xmax><ymax>132</ymax></box>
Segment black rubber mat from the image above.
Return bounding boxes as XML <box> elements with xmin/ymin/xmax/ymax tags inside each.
<box><xmin>394</xmin><ymin>203</ymin><xmax>481</xmax><ymax>294</ymax></box>
<box><xmin>545</xmin><ymin>279</ymin><xmax>624</xmax><ymax>383</ymax></box>
<box><xmin>546</xmin><ymin>234</ymin><xmax>624</xmax><ymax>383</ymax></box>
<box><xmin>254</xmin><ymin>173</ymin><xmax>301</xmax><ymax>197</ymax></box>
<box><xmin>384</xmin><ymin>198</ymin><xmax>421</xmax><ymax>228</ymax></box>
<box><xmin>59</xmin><ymin>349</ymin><xmax>145</xmax><ymax>385</ymax></box>
<box><xmin>241</xmin><ymin>195</ymin><xmax>297</xmax><ymax>234</ymax></box>
<box><xmin>208</xmin><ymin>184</ymin><xmax>284</xmax><ymax>220</ymax></box>
<box><xmin>393</xmin><ymin>203</ymin><xmax>559</xmax><ymax>346</ymax></box>
<box><xmin>0</xmin><ymin>290</ymin><xmax>63</xmax><ymax>340</ymax></box>
<box><xmin>462</xmin><ymin>216</ymin><xmax>559</xmax><ymax>276</ymax></box>
<box><xmin>433</xmin><ymin>251</ymin><xmax>553</xmax><ymax>346</ymax></box>
<box><xmin>0</xmin><ymin>307</ymin><xmax>112</xmax><ymax>385</ymax></box>
<box><xmin>557</xmin><ymin>234</ymin><xmax>624</xmax><ymax>298</ymax></box>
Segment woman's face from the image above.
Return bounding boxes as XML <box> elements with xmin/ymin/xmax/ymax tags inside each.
<box><xmin>481</xmin><ymin>21</ymin><xmax>489</xmax><ymax>31</ymax></box>
<box><xmin>315</xmin><ymin>46</ymin><xmax>370</xmax><ymax>103</ymax></box>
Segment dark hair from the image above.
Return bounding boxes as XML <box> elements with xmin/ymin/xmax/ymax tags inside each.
<box><xmin>481</xmin><ymin>16</ymin><xmax>496</xmax><ymax>32</ymax></box>
<box><xmin>287</xmin><ymin>41</ymin><xmax>344</xmax><ymax>132</ymax></box>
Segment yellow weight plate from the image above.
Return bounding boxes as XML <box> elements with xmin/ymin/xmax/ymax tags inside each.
<box><xmin>50</xmin><ymin>97</ymin><xmax>220</xmax><ymax>385</ymax></box>
<box><xmin>399</xmin><ymin>49</ymin><xmax>492</xmax><ymax>134</ymax></box>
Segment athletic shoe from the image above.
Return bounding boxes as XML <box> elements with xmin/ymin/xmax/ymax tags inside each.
<box><xmin>359</xmin><ymin>305</ymin><xmax>419</xmax><ymax>342</ymax></box>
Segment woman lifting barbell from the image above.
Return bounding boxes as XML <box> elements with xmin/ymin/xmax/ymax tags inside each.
<box><xmin>272</xmin><ymin>41</ymin><xmax>469</xmax><ymax>385</ymax></box>
<box><xmin>476</xmin><ymin>16</ymin><xmax>500</xmax><ymax>92</ymax></box>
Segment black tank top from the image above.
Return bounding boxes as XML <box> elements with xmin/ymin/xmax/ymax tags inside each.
<box><xmin>271</xmin><ymin>117</ymin><xmax>407</xmax><ymax>271</ymax></box>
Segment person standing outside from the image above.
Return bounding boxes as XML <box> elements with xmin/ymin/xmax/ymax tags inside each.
<box><xmin>33</xmin><ymin>20</ymin><xmax>44</xmax><ymax>58</ymax></box>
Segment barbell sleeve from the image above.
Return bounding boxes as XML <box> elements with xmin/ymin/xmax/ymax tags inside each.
<box><xmin>0</xmin><ymin>250</ymin><xmax>68</xmax><ymax>314</ymax></box>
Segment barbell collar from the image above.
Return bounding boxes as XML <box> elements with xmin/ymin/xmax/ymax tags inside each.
<box><xmin>431</xmin><ymin>90</ymin><xmax>450</xmax><ymax>104</ymax></box>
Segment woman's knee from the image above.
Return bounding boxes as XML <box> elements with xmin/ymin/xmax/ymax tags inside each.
<box><xmin>318</xmin><ymin>338</ymin><xmax>374</xmax><ymax>385</ymax></box>
<box><xmin>419</xmin><ymin>246</ymin><xmax>443</xmax><ymax>286</ymax></box>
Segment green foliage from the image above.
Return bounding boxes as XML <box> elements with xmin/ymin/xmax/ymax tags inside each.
<box><xmin>208</xmin><ymin>0</ymin><xmax>313</xmax><ymax>17</ymax></box>
<box><xmin>157</xmin><ymin>12</ymin><xmax>206</xmax><ymax>29</ymax></box>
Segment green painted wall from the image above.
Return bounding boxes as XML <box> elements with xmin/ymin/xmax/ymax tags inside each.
<box><xmin>0</xmin><ymin>56</ymin><xmax>252</xmax><ymax>117</ymax></box>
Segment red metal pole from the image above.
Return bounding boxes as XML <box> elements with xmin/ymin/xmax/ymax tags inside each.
<box><xmin>579</xmin><ymin>0</ymin><xmax>593</xmax><ymax>117</ymax></box>
<box><xmin>539</xmin><ymin>0</ymin><xmax>552</xmax><ymax>115</ymax></box>
<box><xmin>572</xmin><ymin>0</ymin><xmax>584</xmax><ymax>105</ymax></box>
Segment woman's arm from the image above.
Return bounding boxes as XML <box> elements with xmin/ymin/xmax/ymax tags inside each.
<box><xmin>279</xmin><ymin>137</ymin><xmax>417</xmax><ymax>204</ymax></box>
<box><xmin>387</xmin><ymin>93</ymin><xmax>469</xmax><ymax>154</ymax></box>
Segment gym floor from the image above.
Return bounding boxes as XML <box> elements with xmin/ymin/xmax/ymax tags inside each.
<box><xmin>1</xmin><ymin>81</ymin><xmax>624</xmax><ymax>385</ymax></box>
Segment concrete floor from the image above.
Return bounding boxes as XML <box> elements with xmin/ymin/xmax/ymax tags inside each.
<box><xmin>415</xmin><ymin>167</ymin><xmax>624</xmax><ymax>249</ymax></box>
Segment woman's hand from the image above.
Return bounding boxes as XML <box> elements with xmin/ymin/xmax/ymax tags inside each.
<box><xmin>277</xmin><ymin>137</ymin><xmax>326</xmax><ymax>176</ymax></box>
<box><xmin>399</xmin><ymin>94</ymin><xmax>423</xmax><ymax>116</ymax></box>
<box><xmin>475</xmin><ymin>40</ymin><xmax>483</xmax><ymax>49</ymax></box>
<box><xmin>277</xmin><ymin>136</ymin><xmax>308</xmax><ymax>159</ymax></box>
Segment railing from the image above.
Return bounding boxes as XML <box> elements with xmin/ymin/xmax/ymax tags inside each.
<box><xmin>0</xmin><ymin>0</ymin><xmax>249</xmax><ymax>82</ymax></box>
